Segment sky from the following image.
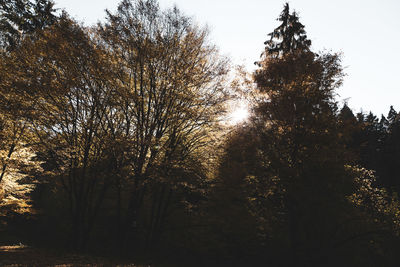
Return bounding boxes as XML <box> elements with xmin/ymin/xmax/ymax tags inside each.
<box><xmin>54</xmin><ymin>0</ymin><xmax>400</xmax><ymax>117</ymax></box>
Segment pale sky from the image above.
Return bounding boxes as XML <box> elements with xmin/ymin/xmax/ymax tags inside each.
<box><xmin>54</xmin><ymin>0</ymin><xmax>400</xmax><ymax>117</ymax></box>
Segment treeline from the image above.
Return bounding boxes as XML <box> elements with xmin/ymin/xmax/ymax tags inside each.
<box><xmin>1</xmin><ymin>1</ymin><xmax>400</xmax><ymax>266</ymax></box>
<box><xmin>341</xmin><ymin>105</ymin><xmax>400</xmax><ymax>191</ymax></box>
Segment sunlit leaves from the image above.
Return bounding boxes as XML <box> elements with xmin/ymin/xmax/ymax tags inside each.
<box><xmin>0</xmin><ymin>146</ymin><xmax>40</xmax><ymax>215</ymax></box>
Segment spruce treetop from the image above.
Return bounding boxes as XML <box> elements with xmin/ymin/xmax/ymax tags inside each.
<box><xmin>264</xmin><ymin>3</ymin><xmax>311</xmax><ymax>58</ymax></box>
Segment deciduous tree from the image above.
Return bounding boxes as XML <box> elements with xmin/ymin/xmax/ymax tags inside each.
<box><xmin>99</xmin><ymin>0</ymin><xmax>228</xmax><ymax>250</ymax></box>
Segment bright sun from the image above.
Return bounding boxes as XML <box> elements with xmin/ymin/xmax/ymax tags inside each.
<box><xmin>229</xmin><ymin>104</ymin><xmax>249</xmax><ymax>125</ymax></box>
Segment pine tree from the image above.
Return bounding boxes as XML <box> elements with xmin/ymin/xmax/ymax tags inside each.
<box><xmin>0</xmin><ymin>0</ymin><xmax>57</xmax><ymax>50</ymax></box>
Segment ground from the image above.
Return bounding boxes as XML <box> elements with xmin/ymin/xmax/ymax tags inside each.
<box><xmin>0</xmin><ymin>244</ymin><xmax>145</xmax><ymax>266</ymax></box>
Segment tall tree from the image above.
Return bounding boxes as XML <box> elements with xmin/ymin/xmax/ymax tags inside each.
<box><xmin>250</xmin><ymin>3</ymin><xmax>385</xmax><ymax>265</ymax></box>
<box><xmin>0</xmin><ymin>0</ymin><xmax>57</xmax><ymax>219</ymax></box>
<box><xmin>1</xmin><ymin>16</ymin><xmax>120</xmax><ymax>250</ymax></box>
<box><xmin>100</xmin><ymin>0</ymin><xmax>229</xmax><ymax>250</ymax></box>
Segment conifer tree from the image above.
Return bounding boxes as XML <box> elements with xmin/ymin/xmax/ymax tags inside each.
<box><xmin>263</xmin><ymin>3</ymin><xmax>311</xmax><ymax>58</ymax></box>
<box><xmin>0</xmin><ymin>0</ymin><xmax>57</xmax><ymax>50</ymax></box>
<box><xmin>251</xmin><ymin>3</ymin><xmax>371</xmax><ymax>265</ymax></box>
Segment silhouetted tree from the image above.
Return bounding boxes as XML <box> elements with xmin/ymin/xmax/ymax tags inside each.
<box><xmin>249</xmin><ymin>3</ymin><xmax>396</xmax><ymax>266</ymax></box>
<box><xmin>262</xmin><ymin>2</ymin><xmax>310</xmax><ymax>58</ymax></box>
<box><xmin>1</xmin><ymin>15</ymin><xmax>121</xmax><ymax>249</ymax></box>
<box><xmin>0</xmin><ymin>0</ymin><xmax>57</xmax><ymax>222</ymax></box>
<box><xmin>98</xmin><ymin>0</ymin><xmax>228</xmax><ymax>251</ymax></box>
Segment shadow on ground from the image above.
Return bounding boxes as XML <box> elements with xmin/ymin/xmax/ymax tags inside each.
<box><xmin>0</xmin><ymin>244</ymin><xmax>144</xmax><ymax>266</ymax></box>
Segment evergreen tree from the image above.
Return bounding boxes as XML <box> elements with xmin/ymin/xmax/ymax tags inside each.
<box><xmin>383</xmin><ymin>107</ymin><xmax>400</xmax><ymax>190</ymax></box>
<box><xmin>262</xmin><ymin>3</ymin><xmax>311</xmax><ymax>58</ymax></box>
<box><xmin>387</xmin><ymin>106</ymin><xmax>398</xmax><ymax>125</ymax></box>
<box><xmin>249</xmin><ymin>3</ymin><xmax>389</xmax><ymax>266</ymax></box>
<box><xmin>0</xmin><ymin>0</ymin><xmax>57</xmax><ymax>50</ymax></box>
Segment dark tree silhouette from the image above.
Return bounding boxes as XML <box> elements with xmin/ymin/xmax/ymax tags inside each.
<box><xmin>0</xmin><ymin>0</ymin><xmax>57</xmax><ymax>50</ymax></box>
<box><xmin>263</xmin><ymin>3</ymin><xmax>311</xmax><ymax>58</ymax></box>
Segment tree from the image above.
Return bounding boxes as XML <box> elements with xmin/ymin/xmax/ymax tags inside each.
<box><xmin>0</xmin><ymin>0</ymin><xmax>228</xmax><ymax>252</ymax></box>
<box><xmin>1</xmin><ymin>15</ymin><xmax>120</xmax><ymax>250</ymax></box>
<box><xmin>262</xmin><ymin>2</ymin><xmax>310</xmax><ymax>58</ymax></box>
<box><xmin>0</xmin><ymin>0</ymin><xmax>57</xmax><ymax>221</ymax></box>
<box><xmin>250</xmin><ymin>3</ymin><xmax>384</xmax><ymax>265</ymax></box>
<box><xmin>0</xmin><ymin>0</ymin><xmax>57</xmax><ymax>50</ymax></box>
<box><xmin>98</xmin><ymin>0</ymin><xmax>228</xmax><ymax>250</ymax></box>
<box><xmin>349</xmin><ymin>107</ymin><xmax>400</xmax><ymax>192</ymax></box>
<box><xmin>208</xmin><ymin>126</ymin><xmax>280</xmax><ymax>264</ymax></box>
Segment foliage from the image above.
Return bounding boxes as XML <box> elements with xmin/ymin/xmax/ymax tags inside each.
<box><xmin>348</xmin><ymin>166</ymin><xmax>400</xmax><ymax>234</ymax></box>
<box><xmin>0</xmin><ymin>0</ymin><xmax>228</xmax><ymax>252</ymax></box>
<box><xmin>216</xmin><ymin>3</ymin><xmax>400</xmax><ymax>265</ymax></box>
<box><xmin>0</xmin><ymin>0</ymin><xmax>57</xmax><ymax>50</ymax></box>
<box><xmin>2</xmin><ymin>16</ymin><xmax>120</xmax><ymax>249</ymax></box>
<box><xmin>0</xmin><ymin>145</ymin><xmax>39</xmax><ymax>215</ymax></box>
<box><xmin>0</xmin><ymin>0</ymin><xmax>57</xmax><ymax>226</ymax></box>
<box><xmin>98</xmin><ymin>0</ymin><xmax>229</xmax><ymax>250</ymax></box>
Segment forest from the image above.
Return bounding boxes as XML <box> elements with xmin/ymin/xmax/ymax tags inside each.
<box><xmin>1</xmin><ymin>0</ymin><xmax>400</xmax><ymax>266</ymax></box>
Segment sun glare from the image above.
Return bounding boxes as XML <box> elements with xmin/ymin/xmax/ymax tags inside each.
<box><xmin>229</xmin><ymin>104</ymin><xmax>249</xmax><ymax>125</ymax></box>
